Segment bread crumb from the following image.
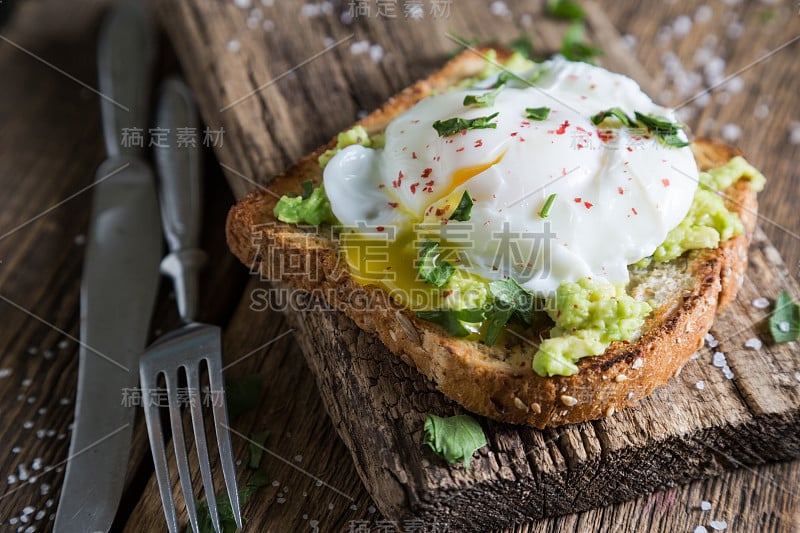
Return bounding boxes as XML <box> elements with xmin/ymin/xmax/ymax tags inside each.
<box><xmin>530</xmin><ymin>402</ymin><xmax>541</xmax><ymax>414</ymax></box>
<box><xmin>560</xmin><ymin>395</ymin><xmax>578</xmax><ymax>407</ymax></box>
<box><xmin>631</xmin><ymin>358</ymin><xmax>643</xmax><ymax>370</ymax></box>
<box><xmin>615</xmin><ymin>374</ymin><xmax>627</xmax><ymax>383</ymax></box>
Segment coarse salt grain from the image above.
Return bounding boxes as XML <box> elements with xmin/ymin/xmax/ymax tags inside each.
<box><xmin>721</xmin><ymin>124</ymin><xmax>741</xmax><ymax>142</ymax></box>
<box><xmin>23</xmin><ymin>421</ymin><xmax>33</xmax><ymax>429</ymax></box>
<box><xmin>722</xmin><ymin>366</ymin><xmax>734</xmax><ymax>380</ymax></box>
<box><xmin>21</xmin><ymin>378</ymin><xmax>32</xmax><ymax>387</ymax></box>
<box><xmin>234</xmin><ymin>0</ymin><xmax>251</xmax><ymax>8</ymax></box>
<box><xmin>694</xmin><ymin>526</ymin><xmax>708</xmax><ymax>533</ymax></box>
<box><xmin>34</xmin><ymin>511</ymin><xmax>45</xmax><ymax>520</ymax></box>
<box><xmin>712</xmin><ymin>352</ymin><xmax>726</xmax><ymax>367</ymax></box>
<box><xmin>778</xmin><ymin>321</ymin><xmax>791</xmax><ymax>332</ymax></box>
<box><xmin>367</xmin><ymin>505</ymin><xmax>376</xmax><ymax>514</ymax></box>
<box><xmin>226</xmin><ymin>40</ymin><xmax>241</xmax><ymax>53</ymax></box>
<box><xmin>350</xmin><ymin>40</ymin><xmax>369</xmax><ymax>55</ymax></box>
<box><xmin>752</xmin><ymin>297</ymin><xmax>770</xmax><ymax>309</ymax></box>
<box><xmin>0</xmin><ymin>368</ymin><xmax>11</xmax><ymax>378</ymax></box>
<box><xmin>705</xmin><ymin>333</ymin><xmax>719</xmax><ymax>348</ymax></box>
<box><xmin>710</xmin><ymin>520</ymin><xmax>728</xmax><ymax>531</ymax></box>
<box><xmin>672</xmin><ymin>15</ymin><xmax>692</xmax><ymax>37</ymax></box>
<box><xmin>695</xmin><ymin>5</ymin><xmax>712</xmax><ymax>23</ymax></box>
<box><xmin>490</xmin><ymin>1</ymin><xmax>510</xmax><ymax>17</ymax></box>
<box><xmin>744</xmin><ymin>337</ymin><xmax>762</xmax><ymax>350</ymax></box>
<box><xmin>632</xmin><ymin>358</ymin><xmax>643</xmax><ymax>369</ymax></box>
<box><xmin>696</xmin><ymin>380</ymin><xmax>705</xmax><ymax>390</ymax></box>
<box><xmin>369</xmin><ymin>44</ymin><xmax>384</xmax><ymax>63</ymax></box>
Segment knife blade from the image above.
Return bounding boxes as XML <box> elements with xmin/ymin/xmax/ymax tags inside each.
<box><xmin>54</xmin><ymin>3</ymin><xmax>161</xmax><ymax>532</ymax></box>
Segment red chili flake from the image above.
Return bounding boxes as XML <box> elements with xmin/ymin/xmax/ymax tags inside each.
<box><xmin>433</xmin><ymin>155</ymin><xmax>441</xmax><ymax>162</ymax></box>
<box><xmin>388</xmin><ymin>202</ymin><xmax>399</xmax><ymax>208</ymax></box>
<box><xmin>577</xmin><ymin>144</ymin><xmax>583</xmax><ymax>149</ymax></box>
<box><xmin>618</xmin><ymin>187</ymin><xmax>624</xmax><ymax>195</ymax></box>
<box><xmin>510</xmin><ymin>131</ymin><xmax>518</xmax><ymax>137</ymax></box>
<box><xmin>519</xmin><ymin>137</ymin><xmax>526</xmax><ymax>142</ymax></box>
<box><xmin>441</xmin><ymin>289</ymin><xmax>453</xmax><ymax>297</ymax></box>
<box><xmin>584</xmin><ymin>201</ymin><xmax>593</xmax><ymax>209</ymax></box>
<box><xmin>474</xmin><ymin>139</ymin><xmax>483</xmax><ymax>148</ymax></box>
<box><xmin>590</xmin><ymin>83</ymin><xmax>597</xmax><ymax>90</ymax></box>
<box><xmin>576</xmin><ymin>126</ymin><xmax>587</xmax><ymax>133</ymax></box>
<box><xmin>556</xmin><ymin>310</ymin><xmax>562</xmax><ymax>318</ymax></box>
<box><xmin>580</xmin><ymin>95</ymin><xmax>587</xmax><ymax>100</ymax></box>
<box><xmin>555</xmin><ymin>120</ymin><xmax>570</xmax><ymax>135</ymax></box>
<box><xmin>410</xmin><ymin>182</ymin><xmax>419</xmax><ymax>194</ymax></box>
<box><xmin>456</xmin><ymin>147</ymin><xmax>465</xmax><ymax>152</ymax></box>
<box><xmin>411</xmin><ymin>151</ymin><xmax>418</xmax><ymax>159</ymax></box>
<box><xmin>425</xmin><ymin>180</ymin><xmax>434</xmax><ymax>186</ymax></box>
<box><xmin>421</xmin><ymin>168</ymin><xmax>433</xmax><ymax>178</ymax></box>
<box><xmin>626</xmin><ymin>146</ymin><xmax>633</xmax><ymax>152</ymax></box>
<box><xmin>521</xmin><ymin>120</ymin><xmax>531</xmax><ymax>127</ymax></box>
<box><xmin>632</xmin><ymin>207</ymin><xmax>638</xmax><ymax>215</ymax></box>
<box><xmin>519</xmin><ymin>361</ymin><xmax>526</xmax><ymax>367</ymax></box>
<box><xmin>562</xmin><ymin>167</ymin><xmax>567</xmax><ymax>176</ymax></box>
<box><xmin>597</xmin><ymin>129</ymin><xmax>614</xmax><ymax>143</ymax></box>
<box><xmin>574</xmin><ymin>197</ymin><xmax>582</xmax><ymax>203</ymax></box>
<box><xmin>662</xmin><ymin>178</ymin><xmax>670</xmax><ymax>187</ymax></box>
<box><xmin>435</xmin><ymin>207</ymin><xmax>447</xmax><ymax>217</ymax></box>
<box><xmin>376</xmin><ymin>226</ymin><xmax>385</xmax><ymax>232</ymax></box>
<box><xmin>461</xmin><ymin>129</ymin><xmax>468</xmax><ymax>136</ymax></box>
<box><xmin>411</xmin><ymin>119</ymin><xmax>420</xmax><ymax>124</ymax></box>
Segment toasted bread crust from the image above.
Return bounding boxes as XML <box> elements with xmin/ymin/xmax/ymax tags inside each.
<box><xmin>226</xmin><ymin>48</ymin><xmax>759</xmax><ymax>428</ymax></box>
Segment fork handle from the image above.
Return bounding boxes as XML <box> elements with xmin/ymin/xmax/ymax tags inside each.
<box><xmin>154</xmin><ymin>77</ymin><xmax>206</xmax><ymax>323</ymax></box>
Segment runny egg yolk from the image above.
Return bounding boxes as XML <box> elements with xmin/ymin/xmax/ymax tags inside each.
<box><xmin>339</xmin><ymin>154</ymin><xmax>505</xmax><ymax>309</ymax></box>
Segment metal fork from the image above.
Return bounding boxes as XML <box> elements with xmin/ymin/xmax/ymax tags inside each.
<box><xmin>140</xmin><ymin>77</ymin><xmax>241</xmax><ymax>533</ymax></box>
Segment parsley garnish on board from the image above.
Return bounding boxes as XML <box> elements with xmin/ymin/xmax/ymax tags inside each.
<box><xmin>418</xmin><ymin>241</ymin><xmax>456</xmax><ymax>287</ymax></box>
<box><xmin>432</xmin><ymin>112</ymin><xmax>499</xmax><ymax>137</ymax></box>
<box><xmin>546</xmin><ymin>0</ymin><xmax>586</xmax><ymax>21</ymax></box>
<box><xmin>769</xmin><ymin>290</ymin><xmax>800</xmax><ymax>343</ymax></box>
<box><xmin>225</xmin><ymin>374</ymin><xmax>262</xmax><ymax>419</ymax></box>
<box><xmin>525</xmin><ymin>106</ymin><xmax>551</xmax><ymax>121</ymax></box>
<box><xmin>423</xmin><ymin>414</ymin><xmax>487</xmax><ymax>469</ymax></box>
<box><xmin>449</xmin><ymin>190</ymin><xmax>474</xmax><ymax>221</ymax></box>
<box><xmin>561</xmin><ymin>22</ymin><xmax>602</xmax><ymax>63</ymax></box>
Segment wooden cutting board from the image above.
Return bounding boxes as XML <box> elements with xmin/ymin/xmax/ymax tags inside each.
<box><xmin>155</xmin><ymin>0</ymin><xmax>800</xmax><ymax>529</ymax></box>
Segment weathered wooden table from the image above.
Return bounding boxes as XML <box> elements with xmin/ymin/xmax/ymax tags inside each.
<box><xmin>0</xmin><ymin>0</ymin><xmax>798</xmax><ymax>531</ymax></box>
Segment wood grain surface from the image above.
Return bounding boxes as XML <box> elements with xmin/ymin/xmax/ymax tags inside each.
<box><xmin>0</xmin><ymin>0</ymin><xmax>798</xmax><ymax>532</ymax></box>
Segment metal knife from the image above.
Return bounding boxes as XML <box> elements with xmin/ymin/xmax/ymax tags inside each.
<box><xmin>54</xmin><ymin>3</ymin><xmax>161</xmax><ymax>532</ymax></box>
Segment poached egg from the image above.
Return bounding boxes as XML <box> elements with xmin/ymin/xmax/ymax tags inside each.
<box><xmin>323</xmin><ymin>58</ymin><xmax>698</xmax><ymax>306</ymax></box>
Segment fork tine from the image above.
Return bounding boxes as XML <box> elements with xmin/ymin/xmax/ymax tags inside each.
<box><xmin>206</xmin><ymin>353</ymin><xmax>242</xmax><ymax>529</ymax></box>
<box><xmin>165</xmin><ymin>369</ymin><xmax>203</xmax><ymax>533</ymax></box>
<box><xmin>140</xmin><ymin>367</ymin><xmax>179</xmax><ymax>533</ymax></box>
<box><xmin>185</xmin><ymin>363</ymin><xmax>222</xmax><ymax>533</ymax></box>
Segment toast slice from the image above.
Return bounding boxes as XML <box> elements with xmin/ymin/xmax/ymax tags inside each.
<box><xmin>226</xmin><ymin>47</ymin><xmax>759</xmax><ymax>428</ymax></box>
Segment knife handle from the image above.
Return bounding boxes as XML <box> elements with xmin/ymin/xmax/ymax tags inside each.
<box><xmin>154</xmin><ymin>77</ymin><xmax>206</xmax><ymax>323</ymax></box>
<box><xmin>97</xmin><ymin>1</ymin><xmax>154</xmax><ymax>160</ymax></box>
